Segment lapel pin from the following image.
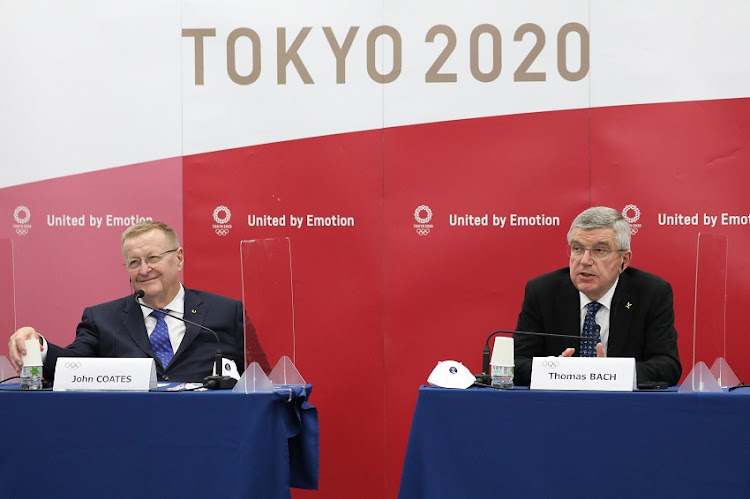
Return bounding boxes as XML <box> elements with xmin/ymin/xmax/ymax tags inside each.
<box><xmin>625</xmin><ymin>302</ymin><xmax>632</xmax><ymax>309</ymax></box>
<box><xmin>191</xmin><ymin>309</ymin><xmax>197</xmax><ymax>314</ymax></box>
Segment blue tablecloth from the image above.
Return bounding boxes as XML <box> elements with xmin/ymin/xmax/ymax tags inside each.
<box><xmin>0</xmin><ymin>385</ymin><xmax>318</xmax><ymax>498</ymax></box>
<box><xmin>399</xmin><ymin>385</ymin><xmax>750</xmax><ymax>499</ymax></box>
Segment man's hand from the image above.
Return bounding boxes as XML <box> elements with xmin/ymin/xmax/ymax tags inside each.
<box><xmin>559</xmin><ymin>344</ymin><xmax>606</xmax><ymax>358</ymax></box>
<box><xmin>8</xmin><ymin>327</ymin><xmax>43</xmax><ymax>371</ymax></box>
<box><xmin>596</xmin><ymin>343</ymin><xmax>606</xmax><ymax>357</ymax></box>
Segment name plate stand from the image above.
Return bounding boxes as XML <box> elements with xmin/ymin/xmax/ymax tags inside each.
<box><xmin>530</xmin><ymin>357</ymin><xmax>636</xmax><ymax>391</ymax></box>
<box><xmin>53</xmin><ymin>358</ymin><xmax>157</xmax><ymax>391</ymax></box>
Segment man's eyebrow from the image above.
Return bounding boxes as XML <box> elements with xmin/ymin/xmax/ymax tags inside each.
<box><xmin>570</xmin><ymin>239</ymin><xmax>612</xmax><ymax>247</ymax></box>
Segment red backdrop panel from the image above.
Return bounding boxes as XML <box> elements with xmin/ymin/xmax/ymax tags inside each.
<box><xmin>182</xmin><ymin>131</ymin><xmax>385</xmax><ymax>497</ymax></box>
<box><xmin>591</xmin><ymin>98</ymin><xmax>750</xmax><ymax>380</ymax></box>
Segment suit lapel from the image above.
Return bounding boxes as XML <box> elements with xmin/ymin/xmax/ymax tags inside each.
<box><xmin>561</xmin><ymin>280</ymin><xmax>580</xmax><ymax>334</ymax></box>
<box><xmin>124</xmin><ymin>298</ymin><xmax>155</xmax><ymax>357</ymax></box>
<box><xmin>608</xmin><ymin>271</ymin><xmax>634</xmax><ymax>355</ymax></box>
<box><xmin>558</xmin><ymin>275</ymin><xmax>582</xmax><ymax>349</ymax></box>
<box><xmin>171</xmin><ymin>289</ymin><xmax>205</xmax><ymax>366</ymax></box>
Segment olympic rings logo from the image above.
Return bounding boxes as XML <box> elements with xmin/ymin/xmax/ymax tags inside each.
<box><xmin>215</xmin><ymin>228</ymin><xmax>229</xmax><ymax>236</ymax></box>
<box><xmin>64</xmin><ymin>362</ymin><xmax>81</xmax><ymax>369</ymax></box>
<box><xmin>541</xmin><ymin>360</ymin><xmax>559</xmax><ymax>368</ymax></box>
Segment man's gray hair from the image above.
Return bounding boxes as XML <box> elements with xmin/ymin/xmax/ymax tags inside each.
<box><xmin>567</xmin><ymin>206</ymin><xmax>631</xmax><ymax>250</ymax></box>
<box><xmin>121</xmin><ymin>220</ymin><xmax>180</xmax><ymax>254</ymax></box>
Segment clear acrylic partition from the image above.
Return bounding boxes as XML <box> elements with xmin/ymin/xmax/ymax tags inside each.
<box><xmin>232</xmin><ymin>362</ymin><xmax>275</xmax><ymax>394</ymax></box>
<box><xmin>239</xmin><ymin>238</ymin><xmax>297</xmax><ymax>381</ymax></box>
<box><xmin>268</xmin><ymin>355</ymin><xmax>306</xmax><ymax>385</ymax></box>
<box><xmin>679</xmin><ymin>233</ymin><xmax>730</xmax><ymax>392</ymax></box>
<box><xmin>0</xmin><ymin>239</ymin><xmax>17</xmax><ymax>383</ymax></box>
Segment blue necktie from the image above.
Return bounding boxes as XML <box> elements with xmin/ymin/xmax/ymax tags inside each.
<box><xmin>580</xmin><ymin>301</ymin><xmax>602</xmax><ymax>357</ymax></box>
<box><xmin>150</xmin><ymin>309</ymin><xmax>174</xmax><ymax>368</ymax></box>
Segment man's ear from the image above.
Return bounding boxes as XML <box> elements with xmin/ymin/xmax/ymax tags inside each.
<box><xmin>620</xmin><ymin>250</ymin><xmax>632</xmax><ymax>271</ymax></box>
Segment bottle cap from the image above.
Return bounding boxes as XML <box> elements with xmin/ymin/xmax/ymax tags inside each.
<box><xmin>490</xmin><ymin>336</ymin><xmax>514</xmax><ymax>367</ymax></box>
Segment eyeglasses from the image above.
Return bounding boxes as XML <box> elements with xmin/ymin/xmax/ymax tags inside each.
<box><xmin>566</xmin><ymin>244</ymin><xmax>623</xmax><ymax>261</ymax></box>
<box><xmin>125</xmin><ymin>249</ymin><xmax>178</xmax><ymax>270</ymax></box>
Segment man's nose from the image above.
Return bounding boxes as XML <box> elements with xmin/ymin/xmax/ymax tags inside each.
<box><xmin>580</xmin><ymin>249</ymin><xmax>594</xmax><ymax>264</ymax></box>
<box><xmin>137</xmin><ymin>261</ymin><xmax>153</xmax><ymax>273</ymax></box>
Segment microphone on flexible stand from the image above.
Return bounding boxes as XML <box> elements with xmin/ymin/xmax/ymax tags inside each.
<box><xmin>134</xmin><ymin>289</ymin><xmax>236</xmax><ymax>389</ymax></box>
<box><xmin>476</xmin><ymin>329</ymin><xmax>589</xmax><ymax>385</ymax></box>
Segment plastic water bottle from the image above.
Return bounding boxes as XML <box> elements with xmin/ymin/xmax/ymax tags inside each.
<box><xmin>491</xmin><ymin>364</ymin><xmax>514</xmax><ymax>389</ymax></box>
<box><xmin>20</xmin><ymin>338</ymin><xmax>44</xmax><ymax>390</ymax></box>
<box><xmin>20</xmin><ymin>365</ymin><xmax>43</xmax><ymax>390</ymax></box>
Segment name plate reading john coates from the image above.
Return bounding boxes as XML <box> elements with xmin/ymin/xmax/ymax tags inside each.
<box><xmin>53</xmin><ymin>358</ymin><xmax>157</xmax><ymax>392</ymax></box>
<box><xmin>530</xmin><ymin>357</ymin><xmax>636</xmax><ymax>392</ymax></box>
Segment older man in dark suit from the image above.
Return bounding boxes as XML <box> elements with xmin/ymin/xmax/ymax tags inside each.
<box><xmin>8</xmin><ymin>220</ymin><xmax>266</xmax><ymax>382</ymax></box>
<box><xmin>514</xmin><ymin>206</ymin><xmax>681</xmax><ymax>386</ymax></box>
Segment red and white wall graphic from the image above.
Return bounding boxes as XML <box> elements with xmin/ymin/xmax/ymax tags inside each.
<box><xmin>2</xmin><ymin>2</ymin><xmax>750</xmax><ymax>497</ymax></box>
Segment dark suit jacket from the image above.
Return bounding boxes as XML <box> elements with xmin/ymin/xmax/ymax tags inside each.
<box><xmin>514</xmin><ymin>267</ymin><xmax>681</xmax><ymax>386</ymax></box>
<box><xmin>44</xmin><ymin>288</ymin><xmax>247</xmax><ymax>383</ymax></box>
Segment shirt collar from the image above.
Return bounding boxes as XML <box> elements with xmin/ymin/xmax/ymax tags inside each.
<box><xmin>579</xmin><ymin>277</ymin><xmax>619</xmax><ymax>311</ymax></box>
<box><xmin>138</xmin><ymin>284</ymin><xmax>185</xmax><ymax>319</ymax></box>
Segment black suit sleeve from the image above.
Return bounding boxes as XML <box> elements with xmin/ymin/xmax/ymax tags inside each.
<box><xmin>228</xmin><ymin>299</ymin><xmax>246</xmax><ymax>375</ymax></box>
<box><xmin>206</xmin><ymin>295</ymin><xmax>248</xmax><ymax>377</ymax></box>
<box><xmin>514</xmin><ymin>280</ymin><xmax>547</xmax><ymax>386</ymax></box>
<box><xmin>633</xmin><ymin>280</ymin><xmax>681</xmax><ymax>385</ymax></box>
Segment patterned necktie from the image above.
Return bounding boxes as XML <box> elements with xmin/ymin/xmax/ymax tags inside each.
<box><xmin>580</xmin><ymin>301</ymin><xmax>602</xmax><ymax>357</ymax></box>
<box><xmin>150</xmin><ymin>309</ymin><xmax>174</xmax><ymax>368</ymax></box>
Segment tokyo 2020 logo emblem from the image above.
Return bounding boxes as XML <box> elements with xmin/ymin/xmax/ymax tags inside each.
<box><xmin>13</xmin><ymin>205</ymin><xmax>32</xmax><ymax>236</ymax></box>
<box><xmin>622</xmin><ymin>204</ymin><xmax>642</xmax><ymax>235</ymax></box>
<box><xmin>212</xmin><ymin>205</ymin><xmax>232</xmax><ymax>236</ymax></box>
<box><xmin>413</xmin><ymin>205</ymin><xmax>434</xmax><ymax>236</ymax></box>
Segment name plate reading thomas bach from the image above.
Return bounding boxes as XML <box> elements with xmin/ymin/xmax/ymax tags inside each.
<box><xmin>530</xmin><ymin>357</ymin><xmax>636</xmax><ymax>392</ymax></box>
<box><xmin>53</xmin><ymin>358</ymin><xmax>157</xmax><ymax>392</ymax></box>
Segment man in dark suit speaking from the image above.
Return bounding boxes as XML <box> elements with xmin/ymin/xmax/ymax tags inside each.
<box><xmin>8</xmin><ymin>220</ymin><xmax>259</xmax><ymax>383</ymax></box>
<box><xmin>514</xmin><ymin>206</ymin><xmax>681</xmax><ymax>386</ymax></box>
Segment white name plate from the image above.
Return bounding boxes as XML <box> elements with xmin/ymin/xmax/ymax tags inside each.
<box><xmin>53</xmin><ymin>358</ymin><xmax>157</xmax><ymax>392</ymax></box>
<box><xmin>530</xmin><ymin>357</ymin><xmax>636</xmax><ymax>392</ymax></box>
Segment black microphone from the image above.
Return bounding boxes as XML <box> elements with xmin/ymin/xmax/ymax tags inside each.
<box><xmin>134</xmin><ymin>289</ymin><xmax>236</xmax><ymax>389</ymax></box>
<box><xmin>477</xmin><ymin>329</ymin><xmax>590</xmax><ymax>385</ymax></box>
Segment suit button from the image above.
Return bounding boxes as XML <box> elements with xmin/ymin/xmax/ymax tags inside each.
<box><xmin>163</xmin><ymin>375</ymin><xmax>170</xmax><ymax>381</ymax></box>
